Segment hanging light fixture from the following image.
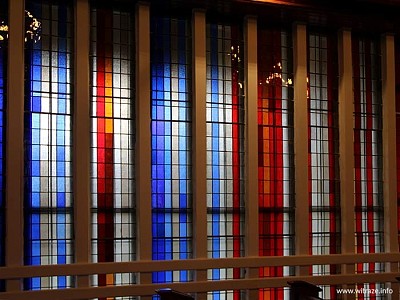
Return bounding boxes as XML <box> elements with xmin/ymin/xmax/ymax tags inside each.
<box><xmin>0</xmin><ymin>21</ymin><xmax>7</xmax><ymax>42</ymax></box>
<box><xmin>24</xmin><ymin>10</ymin><xmax>41</xmax><ymax>43</ymax></box>
<box><xmin>0</xmin><ymin>10</ymin><xmax>41</xmax><ymax>46</ymax></box>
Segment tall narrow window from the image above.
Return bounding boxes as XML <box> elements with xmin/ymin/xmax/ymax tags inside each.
<box><xmin>24</xmin><ymin>0</ymin><xmax>74</xmax><ymax>289</ymax></box>
<box><xmin>90</xmin><ymin>5</ymin><xmax>136</xmax><ymax>290</ymax></box>
<box><xmin>257</xmin><ymin>27</ymin><xmax>294</xmax><ymax>300</ymax></box>
<box><xmin>353</xmin><ymin>35</ymin><xmax>384</xmax><ymax>294</ymax></box>
<box><xmin>150</xmin><ymin>16</ymin><xmax>192</xmax><ymax>284</ymax></box>
<box><xmin>308</xmin><ymin>32</ymin><xmax>340</xmax><ymax>299</ymax></box>
<box><xmin>206</xmin><ymin>21</ymin><xmax>245</xmax><ymax>300</ymax></box>
<box><xmin>0</xmin><ymin>0</ymin><xmax>7</xmax><ymax>292</ymax></box>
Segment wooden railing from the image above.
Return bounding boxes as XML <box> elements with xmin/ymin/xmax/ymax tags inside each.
<box><xmin>1</xmin><ymin>253</ymin><xmax>400</xmax><ymax>299</ymax></box>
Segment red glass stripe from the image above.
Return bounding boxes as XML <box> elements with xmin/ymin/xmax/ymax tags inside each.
<box><xmin>95</xmin><ymin>8</ymin><xmax>114</xmax><ymax>291</ymax></box>
<box><xmin>353</xmin><ymin>37</ymin><xmax>383</xmax><ymax>299</ymax></box>
<box><xmin>257</xmin><ymin>28</ymin><xmax>285</xmax><ymax>299</ymax></box>
<box><xmin>352</xmin><ymin>38</ymin><xmax>363</xmax><ymax>257</ymax></box>
<box><xmin>327</xmin><ymin>36</ymin><xmax>337</xmax><ymax>257</ymax></box>
<box><xmin>231</xmin><ymin>26</ymin><xmax>241</xmax><ymax>300</ymax></box>
<box><xmin>326</xmin><ymin>35</ymin><xmax>338</xmax><ymax>298</ymax></box>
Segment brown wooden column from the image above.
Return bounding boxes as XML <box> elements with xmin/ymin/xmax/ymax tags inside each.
<box><xmin>293</xmin><ymin>23</ymin><xmax>309</xmax><ymax>276</ymax></box>
<box><xmin>244</xmin><ymin>15</ymin><xmax>259</xmax><ymax>300</ymax></box>
<box><xmin>136</xmin><ymin>3</ymin><xmax>152</xmax><ymax>299</ymax></box>
<box><xmin>74</xmin><ymin>0</ymin><xmax>91</xmax><ymax>290</ymax></box>
<box><xmin>192</xmin><ymin>9</ymin><xmax>208</xmax><ymax>300</ymax></box>
<box><xmin>381</xmin><ymin>33</ymin><xmax>399</xmax><ymax>299</ymax></box>
<box><xmin>338</xmin><ymin>28</ymin><xmax>356</xmax><ymax>300</ymax></box>
<box><xmin>5</xmin><ymin>0</ymin><xmax>25</xmax><ymax>292</ymax></box>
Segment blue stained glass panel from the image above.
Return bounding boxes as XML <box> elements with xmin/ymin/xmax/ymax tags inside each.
<box><xmin>24</xmin><ymin>0</ymin><xmax>74</xmax><ymax>290</ymax></box>
<box><xmin>151</xmin><ymin>16</ymin><xmax>193</xmax><ymax>284</ymax></box>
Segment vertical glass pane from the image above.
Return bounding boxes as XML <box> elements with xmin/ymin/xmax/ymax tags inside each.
<box><xmin>150</xmin><ymin>16</ymin><xmax>193</xmax><ymax>284</ymax></box>
<box><xmin>24</xmin><ymin>0</ymin><xmax>74</xmax><ymax>290</ymax></box>
<box><xmin>0</xmin><ymin>0</ymin><xmax>7</xmax><ymax>292</ymax></box>
<box><xmin>353</xmin><ymin>35</ymin><xmax>384</xmax><ymax>292</ymax></box>
<box><xmin>90</xmin><ymin>5</ymin><xmax>136</xmax><ymax>295</ymax></box>
<box><xmin>206</xmin><ymin>21</ymin><xmax>245</xmax><ymax>300</ymax></box>
<box><xmin>257</xmin><ymin>27</ymin><xmax>294</xmax><ymax>300</ymax></box>
<box><xmin>308</xmin><ymin>31</ymin><xmax>340</xmax><ymax>299</ymax></box>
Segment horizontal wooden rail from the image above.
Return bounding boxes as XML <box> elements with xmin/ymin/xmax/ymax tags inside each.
<box><xmin>1</xmin><ymin>272</ymin><xmax>400</xmax><ymax>300</ymax></box>
<box><xmin>1</xmin><ymin>252</ymin><xmax>399</xmax><ymax>279</ymax></box>
<box><xmin>0</xmin><ymin>253</ymin><xmax>399</xmax><ymax>299</ymax></box>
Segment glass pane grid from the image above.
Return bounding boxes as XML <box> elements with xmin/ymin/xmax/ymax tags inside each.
<box><xmin>352</xmin><ymin>36</ymin><xmax>384</xmax><ymax>279</ymax></box>
<box><xmin>151</xmin><ymin>16</ymin><xmax>193</xmax><ymax>284</ymax></box>
<box><xmin>206</xmin><ymin>22</ymin><xmax>245</xmax><ymax>300</ymax></box>
<box><xmin>257</xmin><ymin>28</ymin><xmax>295</xmax><ymax>300</ymax></box>
<box><xmin>307</xmin><ymin>32</ymin><xmax>341</xmax><ymax>300</ymax></box>
<box><xmin>90</xmin><ymin>6</ymin><xmax>136</xmax><ymax>294</ymax></box>
<box><xmin>308</xmin><ymin>31</ymin><xmax>341</xmax><ymax>269</ymax></box>
<box><xmin>0</xmin><ymin>5</ymin><xmax>392</xmax><ymax>300</ymax></box>
<box><xmin>207</xmin><ymin>288</ymin><xmax>246</xmax><ymax>300</ymax></box>
<box><xmin>24</xmin><ymin>0</ymin><xmax>74</xmax><ymax>290</ymax></box>
<box><xmin>354</xmin><ymin>282</ymin><xmax>388</xmax><ymax>299</ymax></box>
<box><xmin>259</xmin><ymin>287</ymin><xmax>290</xmax><ymax>300</ymax></box>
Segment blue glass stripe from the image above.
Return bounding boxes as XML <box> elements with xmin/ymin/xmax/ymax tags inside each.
<box><xmin>32</xmin><ymin>50</ymin><xmax>41</xmax><ymax>66</ymax></box>
<box><xmin>31</xmin><ymin>214</ymin><xmax>41</xmax><ymax>264</ymax></box>
<box><xmin>31</xmin><ymin>193</ymin><xmax>40</xmax><ymax>208</ymax></box>
<box><xmin>58</xmin><ymin>276</ymin><xmax>66</xmax><ymax>288</ymax></box>
<box><xmin>57</xmin><ymin>217</ymin><xmax>66</xmax><ymax>240</ymax></box>
<box><xmin>59</xmin><ymin>97</ymin><xmax>66</xmax><ymax>113</ymax></box>
<box><xmin>32</xmin><ymin>81</ymin><xmax>41</xmax><ymax>92</ymax></box>
<box><xmin>32</xmin><ymin>277</ymin><xmax>40</xmax><ymax>290</ymax></box>
<box><xmin>32</xmin><ymin>161</ymin><xmax>40</xmax><ymax>176</ymax></box>
<box><xmin>57</xmin><ymin>46</ymin><xmax>67</xmax><ymax>286</ymax></box>
<box><xmin>32</xmin><ymin>145</ymin><xmax>40</xmax><ymax>160</ymax></box>
<box><xmin>151</xmin><ymin>17</ymin><xmax>192</xmax><ymax>286</ymax></box>
<box><xmin>31</xmin><ymin>96</ymin><xmax>41</xmax><ymax>112</ymax></box>
<box><xmin>206</xmin><ymin>23</ymin><xmax>244</xmax><ymax>292</ymax></box>
<box><xmin>25</xmin><ymin>1</ymin><xmax>73</xmax><ymax>290</ymax></box>
<box><xmin>57</xmin><ymin>161</ymin><xmax>65</xmax><ymax>176</ymax></box>
<box><xmin>57</xmin><ymin>193</ymin><xmax>65</xmax><ymax>207</ymax></box>
<box><xmin>32</xmin><ymin>66</ymin><xmax>41</xmax><ymax>81</ymax></box>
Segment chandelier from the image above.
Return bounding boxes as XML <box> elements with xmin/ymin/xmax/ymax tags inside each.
<box><xmin>0</xmin><ymin>10</ymin><xmax>41</xmax><ymax>45</ymax></box>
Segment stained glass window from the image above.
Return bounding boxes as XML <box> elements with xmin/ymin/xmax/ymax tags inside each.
<box><xmin>150</xmin><ymin>16</ymin><xmax>192</xmax><ymax>284</ymax></box>
<box><xmin>90</xmin><ymin>4</ymin><xmax>136</xmax><ymax>292</ymax></box>
<box><xmin>24</xmin><ymin>0</ymin><xmax>74</xmax><ymax>290</ymax></box>
<box><xmin>206</xmin><ymin>21</ymin><xmax>245</xmax><ymax>300</ymax></box>
<box><xmin>308</xmin><ymin>31</ymin><xmax>340</xmax><ymax>299</ymax></box>
<box><xmin>0</xmin><ymin>0</ymin><xmax>6</xmax><ymax>292</ymax></box>
<box><xmin>257</xmin><ymin>27</ymin><xmax>294</xmax><ymax>300</ymax></box>
<box><xmin>352</xmin><ymin>35</ymin><xmax>384</xmax><ymax>295</ymax></box>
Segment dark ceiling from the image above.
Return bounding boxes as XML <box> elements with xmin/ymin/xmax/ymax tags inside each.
<box><xmin>102</xmin><ymin>0</ymin><xmax>400</xmax><ymax>34</ymax></box>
